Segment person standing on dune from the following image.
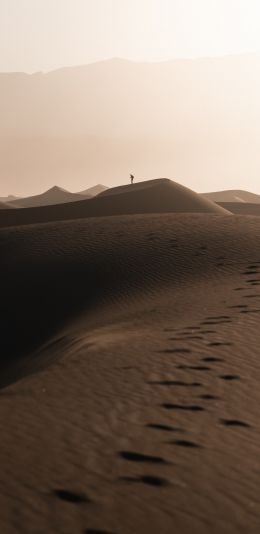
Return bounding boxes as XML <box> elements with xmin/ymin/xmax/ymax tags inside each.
<box><xmin>130</xmin><ymin>174</ymin><xmax>134</xmax><ymax>184</ymax></box>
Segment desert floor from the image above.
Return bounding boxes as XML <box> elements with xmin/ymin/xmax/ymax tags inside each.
<box><xmin>0</xmin><ymin>213</ymin><xmax>260</xmax><ymax>534</ymax></box>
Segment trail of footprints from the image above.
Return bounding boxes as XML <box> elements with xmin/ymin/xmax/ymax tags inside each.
<box><xmin>49</xmin><ymin>261</ymin><xmax>260</xmax><ymax>531</ymax></box>
<box><xmin>116</xmin><ymin>259</ymin><xmax>259</xmax><ymax>492</ymax></box>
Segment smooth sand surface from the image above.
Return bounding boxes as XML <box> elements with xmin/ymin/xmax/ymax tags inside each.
<box><xmin>0</xmin><ymin>179</ymin><xmax>230</xmax><ymax>229</ymax></box>
<box><xmin>1</xmin><ymin>213</ymin><xmax>260</xmax><ymax>533</ymax></box>
<box><xmin>218</xmin><ymin>202</ymin><xmax>260</xmax><ymax>216</ymax></box>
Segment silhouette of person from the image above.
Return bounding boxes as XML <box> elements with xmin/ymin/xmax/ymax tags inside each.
<box><xmin>130</xmin><ymin>174</ymin><xmax>134</xmax><ymax>185</ymax></box>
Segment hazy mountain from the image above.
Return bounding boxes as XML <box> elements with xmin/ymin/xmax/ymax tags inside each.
<box><xmin>202</xmin><ymin>190</ymin><xmax>260</xmax><ymax>203</ymax></box>
<box><xmin>0</xmin><ymin>195</ymin><xmax>19</xmax><ymax>202</ymax></box>
<box><xmin>79</xmin><ymin>184</ymin><xmax>108</xmax><ymax>196</ymax></box>
<box><xmin>1</xmin><ymin>56</ymin><xmax>260</xmax><ymax>195</ymax></box>
<box><xmin>11</xmin><ymin>185</ymin><xmax>87</xmax><ymax>208</ymax></box>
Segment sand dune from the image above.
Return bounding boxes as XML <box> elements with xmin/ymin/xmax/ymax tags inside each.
<box><xmin>0</xmin><ymin>195</ymin><xmax>19</xmax><ymax>203</ymax></box>
<box><xmin>203</xmin><ymin>190</ymin><xmax>260</xmax><ymax>203</ymax></box>
<box><xmin>10</xmin><ymin>185</ymin><xmax>87</xmax><ymax>208</ymax></box>
<box><xmin>0</xmin><ymin>179</ymin><xmax>230</xmax><ymax>228</ymax></box>
<box><xmin>0</xmin><ymin>212</ymin><xmax>260</xmax><ymax>533</ymax></box>
<box><xmin>0</xmin><ymin>200</ymin><xmax>16</xmax><ymax>209</ymax></box>
<box><xmin>217</xmin><ymin>202</ymin><xmax>260</xmax><ymax>216</ymax></box>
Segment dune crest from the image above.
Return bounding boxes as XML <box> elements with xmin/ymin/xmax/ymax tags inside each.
<box><xmin>0</xmin><ymin>178</ymin><xmax>230</xmax><ymax>228</ymax></box>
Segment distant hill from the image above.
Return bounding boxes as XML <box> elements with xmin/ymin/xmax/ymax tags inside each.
<box><xmin>10</xmin><ymin>186</ymin><xmax>87</xmax><ymax>208</ymax></box>
<box><xmin>202</xmin><ymin>190</ymin><xmax>260</xmax><ymax>203</ymax></box>
<box><xmin>0</xmin><ymin>201</ymin><xmax>17</xmax><ymax>209</ymax></box>
<box><xmin>0</xmin><ymin>195</ymin><xmax>19</xmax><ymax>203</ymax></box>
<box><xmin>79</xmin><ymin>184</ymin><xmax>108</xmax><ymax>197</ymax></box>
<box><xmin>0</xmin><ymin>179</ymin><xmax>230</xmax><ymax>228</ymax></box>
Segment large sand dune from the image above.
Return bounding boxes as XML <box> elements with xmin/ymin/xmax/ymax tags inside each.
<box><xmin>0</xmin><ymin>179</ymin><xmax>230</xmax><ymax>228</ymax></box>
<box><xmin>0</xmin><ymin>211</ymin><xmax>260</xmax><ymax>533</ymax></box>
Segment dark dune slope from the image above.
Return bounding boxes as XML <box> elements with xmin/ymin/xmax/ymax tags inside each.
<box><xmin>0</xmin><ymin>212</ymin><xmax>258</xmax><ymax>388</ymax></box>
<box><xmin>203</xmin><ymin>189</ymin><xmax>260</xmax><ymax>203</ymax></box>
<box><xmin>0</xmin><ymin>179</ymin><xmax>230</xmax><ymax>228</ymax></box>
<box><xmin>218</xmin><ymin>202</ymin><xmax>260</xmax><ymax>216</ymax></box>
<box><xmin>0</xmin><ymin>201</ymin><xmax>16</xmax><ymax>209</ymax></box>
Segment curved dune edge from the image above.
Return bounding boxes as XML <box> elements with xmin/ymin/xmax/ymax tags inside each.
<box><xmin>0</xmin><ymin>212</ymin><xmax>259</xmax><ymax>385</ymax></box>
<box><xmin>0</xmin><ymin>178</ymin><xmax>231</xmax><ymax>229</ymax></box>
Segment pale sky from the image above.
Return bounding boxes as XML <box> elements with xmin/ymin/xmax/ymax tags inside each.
<box><xmin>1</xmin><ymin>0</ymin><xmax>260</xmax><ymax>72</ymax></box>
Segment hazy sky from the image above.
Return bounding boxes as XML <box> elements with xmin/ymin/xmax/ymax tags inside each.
<box><xmin>1</xmin><ymin>0</ymin><xmax>260</xmax><ymax>72</ymax></box>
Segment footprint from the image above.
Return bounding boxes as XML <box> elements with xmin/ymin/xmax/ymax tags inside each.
<box><xmin>243</xmin><ymin>271</ymin><xmax>259</xmax><ymax>275</ymax></box>
<box><xmin>146</xmin><ymin>423</ymin><xmax>182</xmax><ymax>432</ymax></box>
<box><xmin>207</xmin><ymin>341</ymin><xmax>231</xmax><ymax>348</ymax></box>
<box><xmin>168</xmin><ymin>336</ymin><xmax>203</xmax><ymax>341</ymax></box>
<box><xmin>202</xmin><ymin>357</ymin><xmax>223</xmax><ymax>363</ymax></box>
<box><xmin>199</xmin><ymin>394</ymin><xmax>219</xmax><ymax>400</ymax></box>
<box><xmin>220</xmin><ymin>375</ymin><xmax>240</xmax><ymax>381</ymax></box>
<box><xmin>200</xmin><ymin>330</ymin><xmax>217</xmax><ymax>334</ymax></box>
<box><xmin>229</xmin><ymin>304</ymin><xmax>248</xmax><ymax>309</ymax></box>
<box><xmin>120</xmin><ymin>475</ymin><xmax>169</xmax><ymax>487</ymax></box>
<box><xmin>205</xmin><ymin>316</ymin><xmax>230</xmax><ymax>320</ymax></box>
<box><xmin>177</xmin><ymin>365</ymin><xmax>211</xmax><ymax>371</ymax></box>
<box><xmin>150</xmin><ymin>380</ymin><xmax>202</xmax><ymax>387</ymax></box>
<box><xmin>119</xmin><ymin>451</ymin><xmax>167</xmax><ymax>464</ymax></box>
<box><xmin>220</xmin><ymin>419</ymin><xmax>250</xmax><ymax>428</ymax></box>
<box><xmin>168</xmin><ymin>440</ymin><xmax>201</xmax><ymax>448</ymax></box>
<box><xmin>201</xmin><ymin>320</ymin><xmax>232</xmax><ymax>326</ymax></box>
<box><xmin>233</xmin><ymin>288</ymin><xmax>247</xmax><ymax>291</ymax></box>
<box><xmin>161</xmin><ymin>348</ymin><xmax>192</xmax><ymax>354</ymax></box>
<box><xmin>240</xmin><ymin>309</ymin><xmax>260</xmax><ymax>314</ymax></box>
<box><xmin>162</xmin><ymin>404</ymin><xmax>205</xmax><ymax>411</ymax></box>
<box><xmin>53</xmin><ymin>489</ymin><xmax>90</xmax><ymax>504</ymax></box>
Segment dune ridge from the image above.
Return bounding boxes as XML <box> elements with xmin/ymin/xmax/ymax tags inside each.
<box><xmin>0</xmin><ymin>179</ymin><xmax>230</xmax><ymax>229</ymax></box>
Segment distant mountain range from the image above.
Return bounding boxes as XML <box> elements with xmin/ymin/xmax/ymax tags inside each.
<box><xmin>1</xmin><ymin>56</ymin><xmax>260</xmax><ymax>193</ymax></box>
<box><xmin>7</xmin><ymin>184</ymin><xmax>108</xmax><ymax>208</ymax></box>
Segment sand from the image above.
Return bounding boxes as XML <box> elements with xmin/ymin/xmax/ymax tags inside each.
<box><xmin>217</xmin><ymin>202</ymin><xmax>260</xmax><ymax>216</ymax></box>
<box><xmin>1</xmin><ymin>212</ymin><xmax>260</xmax><ymax>534</ymax></box>
<box><xmin>0</xmin><ymin>179</ymin><xmax>230</xmax><ymax>229</ymax></box>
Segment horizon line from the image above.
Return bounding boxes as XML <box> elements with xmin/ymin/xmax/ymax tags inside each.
<box><xmin>1</xmin><ymin>50</ymin><xmax>260</xmax><ymax>76</ymax></box>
